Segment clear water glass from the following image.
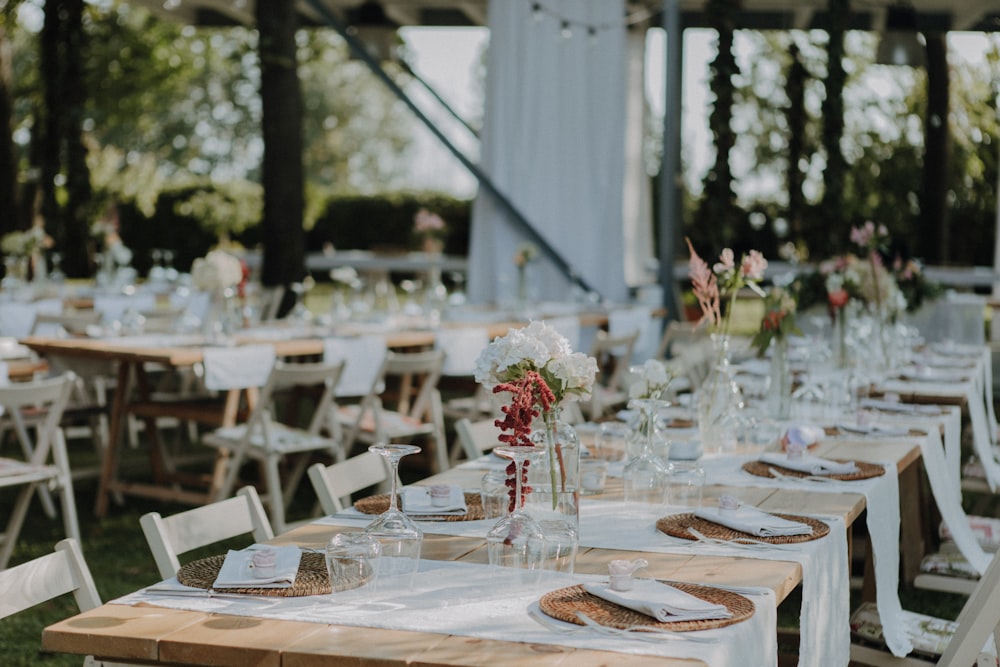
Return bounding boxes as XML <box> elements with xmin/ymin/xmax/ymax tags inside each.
<box><xmin>667</xmin><ymin>460</ymin><xmax>705</xmax><ymax>507</ymax></box>
<box><xmin>364</xmin><ymin>443</ymin><xmax>423</xmax><ymax>582</ymax></box>
<box><xmin>325</xmin><ymin>532</ymin><xmax>381</xmax><ymax>595</ymax></box>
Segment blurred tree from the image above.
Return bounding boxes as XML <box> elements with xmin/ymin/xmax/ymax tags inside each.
<box><xmin>0</xmin><ymin>1</ymin><xmax>23</xmax><ymax>236</ymax></box>
<box><xmin>819</xmin><ymin>0</ymin><xmax>849</xmax><ymax>250</ymax></box>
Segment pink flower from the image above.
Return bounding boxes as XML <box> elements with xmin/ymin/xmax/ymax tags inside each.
<box><xmin>686</xmin><ymin>238</ymin><xmax>721</xmax><ymax>328</ymax></box>
<box><xmin>741</xmin><ymin>250</ymin><xmax>767</xmax><ymax>281</ymax></box>
<box><xmin>713</xmin><ymin>248</ymin><xmax>735</xmax><ymax>274</ymax></box>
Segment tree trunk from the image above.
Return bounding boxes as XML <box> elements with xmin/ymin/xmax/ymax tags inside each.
<box><xmin>0</xmin><ymin>23</ymin><xmax>19</xmax><ymax>236</ymax></box>
<box><xmin>785</xmin><ymin>42</ymin><xmax>807</xmax><ymax>240</ymax></box>
<box><xmin>820</xmin><ymin>0</ymin><xmax>849</xmax><ymax>247</ymax></box>
<box><xmin>697</xmin><ymin>0</ymin><xmax>741</xmax><ymax>249</ymax></box>
<box><xmin>256</xmin><ymin>0</ymin><xmax>305</xmax><ymax>312</ymax></box>
<box><xmin>37</xmin><ymin>0</ymin><xmax>91</xmax><ymax>278</ymax></box>
<box><xmin>920</xmin><ymin>33</ymin><xmax>949</xmax><ymax>264</ymax></box>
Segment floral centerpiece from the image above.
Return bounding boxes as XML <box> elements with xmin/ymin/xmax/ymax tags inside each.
<box><xmin>413</xmin><ymin>208</ymin><xmax>447</xmax><ymax>253</ymax></box>
<box><xmin>513</xmin><ymin>241</ymin><xmax>539</xmax><ymax>304</ymax></box>
<box><xmin>474</xmin><ymin>320</ymin><xmax>598</xmax><ymax>512</ymax></box>
<box><xmin>628</xmin><ymin>359</ymin><xmax>676</xmax><ymax>401</ymax></box>
<box><xmin>2</xmin><ymin>226</ymin><xmax>52</xmax><ymax>284</ymax></box>
<box><xmin>191</xmin><ymin>249</ymin><xmax>245</xmax><ymax>293</ymax></box>
<box><xmin>686</xmin><ymin>238</ymin><xmax>767</xmax><ymax>452</ymax></box>
<box><xmin>750</xmin><ymin>285</ymin><xmax>801</xmax><ymax>357</ymax></box>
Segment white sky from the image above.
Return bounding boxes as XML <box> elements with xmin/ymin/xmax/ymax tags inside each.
<box><xmin>399</xmin><ymin>26</ymin><xmax>994</xmax><ymax>199</ymax></box>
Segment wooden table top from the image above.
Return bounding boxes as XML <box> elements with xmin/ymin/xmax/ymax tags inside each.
<box><xmin>41</xmin><ymin>432</ymin><xmax>921</xmax><ymax>667</ymax></box>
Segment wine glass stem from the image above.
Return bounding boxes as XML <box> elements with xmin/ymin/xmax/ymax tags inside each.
<box><xmin>388</xmin><ymin>456</ymin><xmax>400</xmax><ymax>512</ymax></box>
<box><xmin>513</xmin><ymin>456</ymin><xmax>524</xmax><ymax>512</ymax></box>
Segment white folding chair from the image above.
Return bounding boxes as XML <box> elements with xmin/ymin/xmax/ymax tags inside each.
<box><xmin>336</xmin><ymin>349</ymin><xmax>449</xmax><ymax>473</ymax></box>
<box><xmin>139</xmin><ymin>485</ymin><xmax>274</xmax><ymax>579</ymax></box>
<box><xmin>308</xmin><ymin>451</ymin><xmax>393</xmax><ymax>514</ymax></box>
<box><xmin>30</xmin><ymin>310</ymin><xmax>103</xmax><ymax>337</ymax></box>
<box><xmin>849</xmin><ymin>551</ymin><xmax>1000</xmax><ymax>666</ymax></box>
<box><xmin>202</xmin><ymin>359</ymin><xmax>347</xmax><ymax>533</ymax></box>
<box><xmin>0</xmin><ymin>373</ymin><xmax>80</xmax><ymax>570</ymax></box>
<box><xmin>453</xmin><ymin>417</ymin><xmax>502</xmax><ymax>462</ymax></box>
<box><xmin>0</xmin><ymin>537</ymin><xmax>137</xmax><ymax>667</ymax></box>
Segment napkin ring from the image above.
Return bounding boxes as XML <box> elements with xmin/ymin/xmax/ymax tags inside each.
<box><xmin>718</xmin><ymin>495</ymin><xmax>742</xmax><ymax>513</ymax></box>
<box><xmin>608</xmin><ymin>558</ymin><xmax>647</xmax><ymax>591</ymax></box>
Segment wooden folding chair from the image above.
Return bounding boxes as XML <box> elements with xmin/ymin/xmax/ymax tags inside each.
<box><xmin>0</xmin><ymin>373</ymin><xmax>80</xmax><ymax>570</ymax></box>
<box><xmin>202</xmin><ymin>359</ymin><xmax>347</xmax><ymax>533</ymax></box>
<box><xmin>139</xmin><ymin>485</ymin><xmax>274</xmax><ymax>579</ymax></box>
<box><xmin>453</xmin><ymin>417</ymin><xmax>502</xmax><ymax>462</ymax></box>
<box><xmin>308</xmin><ymin>451</ymin><xmax>393</xmax><ymax>514</ymax></box>
<box><xmin>336</xmin><ymin>349</ymin><xmax>449</xmax><ymax>473</ymax></box>
<box><xmin>849</xmin><ymin>551</ymin><xmax>1000</xmax><ymax>665</ymax></box>
<box><xmin>0</xmin><ymin>537</ymin><xmax>137</xmax><ymax>667</ymax></box>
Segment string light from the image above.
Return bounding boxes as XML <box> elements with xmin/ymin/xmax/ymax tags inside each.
<box><xmin>525</xmin><ymin>0</ymin><xmax>654</xmax><ymax>41</ymax></box>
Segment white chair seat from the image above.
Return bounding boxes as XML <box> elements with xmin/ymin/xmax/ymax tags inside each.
<box><xmin>205</xmin><ymin>423</ymin><xmax>341</xmax><ymax>455</ymax></box>
<box><xmin>0</xmin><ymin>460</ymin><xmax>63</xmax><ymax>486</ymax></box>
<box><xmin>850</xmin><ymin>601</ymin><xmax>961</xmax><ymax>661</ymax></box>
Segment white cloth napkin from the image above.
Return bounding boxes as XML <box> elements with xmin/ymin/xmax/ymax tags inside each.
<box><xmin>860</xmin><ymin>398</ymin><xmax>940</xmax><ymax>415</ymax></box>
<box><xmin>898</xmin><ymin>367</ymin><xmax>970</xmax><ymax>384</ymax></box>
<box><xmin>213</xmin><ymin>546</ymin><xmax>301</xmax><ymax>589</ymax></box>
<box><xmin>402</xmin><ymin>485</ymin><xmax>468</xmax><ymax>516</ymax></box>
<box><xmin>692</xmin><ymin>505</ymin><xmax>813</xmax><ymax>537</ymax></box>
<box><xmin>837</xmin><ymin>423</ymin><xmax>908</xmax><ymax>437</ymax></box>
<box><xmin>759</xmin><ymin>452</ymin><xmax>858</xmax><ymax>476</ymax></box>
<box><xmin>582</xmin><ymin>579</ymin><xmax>732</xmax><ymax>623</ymax></box>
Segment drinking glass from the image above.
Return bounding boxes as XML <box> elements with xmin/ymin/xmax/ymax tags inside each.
<box><xmin>667</xmin><ymin>460</ymin><xmax>706</xmax><ymax>507</ymax></box>
<box><xmin>486</xmin><ymin>446</ymin><xmax>545</xmax><ymax>572</ymax></box>
<box><xmin>595</xmin><ymin>421</ymin><xmax>629</xmax><ymax>462</ymax></box>
<box><xmin>325</xmin><ymin>532</ymin><xmax>381</xmax><ymax>594</ymax></box>
<box><xmin>479</xmin><ymin>469</ymin><xmax>509</xmax><ymax>519</ymax></box>
<box><xmin>364</xmin><ymin>443</ymin><xmax>423</xmax><ymax>580</ymax></box>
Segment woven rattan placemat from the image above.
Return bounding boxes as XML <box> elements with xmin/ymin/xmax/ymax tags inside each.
<box><xmin>177</xmin><ymin>551</ymin><xmax>353</xmax><ymax>597</ymax></box>
<box><xmin>354</xmin><ymin>492</ymin><xmax>485</xmax><ymax>521</ymax></box>
<box><xmin>656</xmin><ymin>512</ymin><xmax>830</xmax><ymax>544</ymax></box>
<box><xmin>742</xmin><ymin>458</ymin><xmax>885</xmax><ymax>481</ymax></box>
<box><xmin>538</xmin><ymin>582</ymin><xmax>753</xmax><ymax>632</ymax></box>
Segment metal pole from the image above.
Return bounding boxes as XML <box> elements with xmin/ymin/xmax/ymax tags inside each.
<box><xmin>300</xmin><ymin>0</ymin><xmax>599</xmax><ymax>297</ymax></box>
<box><xmin>657</xmin><ymin>0</ymin><xmax>683</xmax><ymax>321</ymax></box>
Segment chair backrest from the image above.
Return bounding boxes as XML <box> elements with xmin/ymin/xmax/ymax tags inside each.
<box><xmin>589</xmin><ymin>329</ymin><xmax>639</xmax><ymax>390</ymax></box>
<box><xmin>201</xmin><ymin>344</ymin><xmax>276</xmax><ymax>392</ymax></box>
<box><xmin>250</xmin><ymin>359</ymin><xmax>346</xmax><ymax>439</ymax></box>
<box><xmin>0</xmin><ymin>372</ymin><xmax>75</xmax><ymax>467</ymax></box>
<box><xmin>433</xmin><ymin>327</ymin><xmax>490</xmax><ymax>377</ymax></box>
<box><xmin>322</xmin><ymin>335</ymin><xmax>388</xmax><ymax>397</ymax></box>
<box><xmin>139</xmin><ymin>486</ymin><xmax>274</xmax><ymax>579</ymax></box>
<box><xmin>936</xmin><ymin>551</ymin><xmax>1000</xmax><ymax>665</ymax></box>
<box><xmin>380</xmin><ymin>349</ymin><xmax>446</xmax><ymax>420</ymax></box>
<box><xmin>93</xmin><ymin>293</ymin><xmax>157</xmax><ymax>327</ymax></box>
<box><xmin>0</xmin><ymin>538</ymin><xmax>101</xmax><ymax>619</ymax></box>
<box><xmin>0</xmin><ymin>298</ymin><xmax>63</xmax><ymax>338</ymax></box>
<box><xmin>256</xmin><ymin>285</ymin><xmax>285</xmax><ymax>322</ymax></box>
<box><xmin>609</xmin><ymin>306</ymin><xmax>657</xmax><ymax>363</ymax></box>
<box><xmin>454</xmin><ymin>417</ymin><xmax>502</xmax><ymax>461</ymax></box>
<box><xmin>308</xmin><ymin>451</ymin><xmax>391</xmax><ymax>514</ymax></box>
<box><xmin>30</xmin><ymin>310</ymin><xmax>103</xmax><ymax>337</ymax></box>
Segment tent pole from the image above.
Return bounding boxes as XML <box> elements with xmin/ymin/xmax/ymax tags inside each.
<box><xmin>657</xmin><ymin>0</ymin><xmax>684</xmax><ymax>322</ymax></box>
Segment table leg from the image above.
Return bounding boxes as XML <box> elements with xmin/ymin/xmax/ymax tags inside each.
<box><xmin>94</xmin><ymin>361</ymin><xmax>134</xmax><ymax>517</ymax></box>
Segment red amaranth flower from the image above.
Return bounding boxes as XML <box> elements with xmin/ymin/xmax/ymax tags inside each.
<box><xmin>493</xmin><ymin>370</ymin><xmax>554</xmax><ymax>511</ymax></box>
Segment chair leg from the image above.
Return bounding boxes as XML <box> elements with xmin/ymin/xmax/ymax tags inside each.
<box><xmin>0</xmin><ymin>484</ymin><xmax>35</xmax><ymax>569</ymax></box>
<box><xmin>264</xmin><ymin>456</ymin><xmax>286</xmax><ymax>534</ymax></box>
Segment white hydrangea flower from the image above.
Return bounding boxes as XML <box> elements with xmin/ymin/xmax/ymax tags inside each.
<box><xmin>628</xmin><ymin>359</ymin><xmax>674</xmax><ymax>400</ymax></box>
<box><xmin>191</xmin><ymin>249</ymin><xmax>243</xmax><ymax>291</ymax></box>
<box><xmin>547</xmin><ymin>352</ymin><xmax>599</xmax><ymax>401</ymax></box>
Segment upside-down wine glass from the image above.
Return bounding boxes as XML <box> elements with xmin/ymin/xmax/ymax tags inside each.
<box><xmin>486</xmin><ymin>446</ymin><xmax>545</xmax><ymax>574</ymax></box>
<box><xmin>365</xmin><ymin>443</ymin><xmax>423</xmax><ymax>580</ymax></box>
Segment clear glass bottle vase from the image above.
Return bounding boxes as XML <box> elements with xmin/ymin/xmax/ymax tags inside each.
<box><xmin>525</xmin><ymin>407</ymin><xmax>580</xmax><ymax>572</ymax></box>
<box><xmin>766</xmin><ymin>336</ymin><xmax>792</xmax><ymax>420</ymax></box>
<box><xmin>696</xmin><ymin>334</ymin><xmax>742</xmax><ymax>454</ymax></box>
<box><xmin>624</xmin><ymin>398</ymin><xmax>669</xmax><ymax>505</ymax></box>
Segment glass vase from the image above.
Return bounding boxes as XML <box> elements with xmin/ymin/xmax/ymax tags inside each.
<box><xmin>696</xmin><ymin>334</ymin><xmax>742</xmax><ymax>455</ymax></box>
<box><xmin>487</xmin><ymin>446</ymin><xmax>545</xmax><ymax>576</ymax></box>
<box><xmin>525</xmin><ymin>407</ymin><xmax>580</xmax><ymax>573</ymax></box>
<box><xmin>623</xmin><ymin>398</ymin><xmax>669</xmax><ymax>506</ymax></box>
<box><xmin>766</xmin><ymin>336</ymin><xmax>792</xmax><ymax>420</ymax></box>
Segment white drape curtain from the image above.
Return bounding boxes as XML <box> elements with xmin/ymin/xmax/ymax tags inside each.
<box><xmin>467</xmin><ymin>0</ymin><xmax>630</xmax><ymax>305</ymax></box>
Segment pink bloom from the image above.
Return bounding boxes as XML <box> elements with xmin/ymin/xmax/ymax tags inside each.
<box><xmin>714</xmin><ymin>248</ymin><xmax>735</xmax><ymax>274</ymax></box>
<box><xmin>686</xmin><ymin>238</ymin><xmax>721</xmax><ymax>328</ymax></box>
<box><xmin>741</xmin><ymin>250</ymin><xmax>767</xmax><ymax>281</ymax></box>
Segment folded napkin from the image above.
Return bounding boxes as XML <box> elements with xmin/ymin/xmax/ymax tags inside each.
<box><xmin>898</xmin><ymin>366</ymin><xmax>970</xmax><ymax>383</ymax></box>
<box><xmin>837</xmin><ymin>423</ymin><xmax>908</xmax><ymax>437</ymax></box>
<box><xmin>760</xmin><ymin>452</ymin><xmax>858</xmax><ymax>476</ymax></box>
<box><xmin>402</xmin><ymin>485</ymin><xmax>468</xmax><ymax>516</ymax></box>
<box><xmin>582</xmin><ymin>579</ymin><xmax>732</xmax><ymax>623</ymax></box>
<box><xmin>212</xmin><ymin>546</ymin><xmax>301</xmax><ymax>589</ymax></box>
<box><xmin>860</xmin><ymin>399</ymin><xmax>940</xmax><ymax>415</ymax></box>
<box><xmin>693</xmin><ymin>505</ymin><xmax>813</xmax><ymax>537</ymax></box>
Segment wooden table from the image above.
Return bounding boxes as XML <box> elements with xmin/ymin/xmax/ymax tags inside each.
<box><xmin>41</xmin><ymin>433</ymin><xmax>934</xmax><ymax>667</ymax></box>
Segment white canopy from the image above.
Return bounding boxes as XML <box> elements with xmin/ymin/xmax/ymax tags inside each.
<box><xmin>467</xmin><ymin>0</ymin><xmax>633</xmax><ymax>305</ymax></box>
